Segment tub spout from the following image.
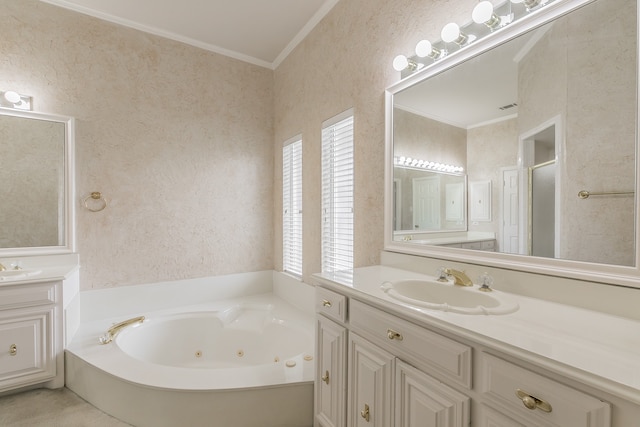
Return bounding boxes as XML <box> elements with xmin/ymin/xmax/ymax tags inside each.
<box><xmin>99</xmin><ymin>316</ymin><xmax>145</xmax><ymax>344</ymax></box>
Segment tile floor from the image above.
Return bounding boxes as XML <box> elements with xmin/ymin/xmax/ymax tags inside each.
<box><xmin>0</xmin><ymin>387</ymin><xmax>131</xmax><ymax>426</ymax></box>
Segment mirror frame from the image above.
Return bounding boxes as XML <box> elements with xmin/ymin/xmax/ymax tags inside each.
<box><xmin>384</xmin><ymin>0</ymin><xmax>640</xmax><ymax>289</ymax></box>
<box><xmin>0</xmin><ymin>107</ymin><xmax>76</xmax><ymax>257</ymax></box>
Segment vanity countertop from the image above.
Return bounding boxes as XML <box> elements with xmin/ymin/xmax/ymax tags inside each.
<box><xmin>312</xmin><ymin>265</ymin><xmax>640</xmax><ymax>404</ymax></box>
<box><xmin>0</xmin><ymin>253</ymin><xmax>79</xmax><ymax>286</ymax></box>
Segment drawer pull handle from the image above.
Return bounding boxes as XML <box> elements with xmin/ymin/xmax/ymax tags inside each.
<box><xmin>360</xmin><ymin>403</ymin><xmax>370</xmax><ymax>422</ymax></box>
<box><xmin>322</xmin><ymin>300</ymin><xmax>332</xmax><ymax>308</ymax></box>
<box><xmin>387</xmin><ymin>329</ymin><xmax>403</xmax><ymax>341</ymax></box>
<box><xmin>321</xmin><ymin>371</ymin><xmax>330</xmax><ymax>385</ymax></box>
<box><xmin>516</xmin><ymin>389</ymin><xmax>552</xmax><ymax>413</ymax></box>
<box><xmin>9</xmin><ymin>344</ymin><xmax>17</xmax><ymax>356</ymax></box>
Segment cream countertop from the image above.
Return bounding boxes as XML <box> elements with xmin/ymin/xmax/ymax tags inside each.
<box><xmin>312</xmin><ymin>265</ymin><xmax>640</xmax><ymax>405</ymax></box>
<box><xmin>0</xmin><ymin>253</ymin><xmax>79</xmax><ymax>286</ymax></box>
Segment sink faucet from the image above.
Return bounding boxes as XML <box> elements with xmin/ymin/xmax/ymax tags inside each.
<box><xmin>443</xmin><ymin>268</ymin><xmax>473</xmax><ymax>287</ymax></box>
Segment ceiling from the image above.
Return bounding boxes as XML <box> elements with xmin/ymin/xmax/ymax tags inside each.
<box><xmin>41</xmin><ymin>0</ymin><xmax>339</xmax><ymax>69</ymax></box>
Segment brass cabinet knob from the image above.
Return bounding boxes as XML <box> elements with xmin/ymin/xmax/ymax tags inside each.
<box><xmin>322</xmin><ymin>300</ymin><xmax>332</xmax><ymax>307</ymax></box>
<box><xmin>321</xmin><ymin>370</ymin><xmax>330</xmax><ymax>385</ymax></box>
<box><xmin>9</xmin><ymin>344</ymin><xmax>17</xmax><ymax>356</ymax></box>
<box><xmin>515</xmin><ymin>389</ymin><xmax>552</xmax><ymax>413</ymax></box>
<box><xmin>387</xmin><ymin>328</ymin><xmax>403</xmax><ymax>341</ymax></box>
<box><xmin>360</xmin><ymin>403</ymin><xmax>370</xmax><ymax>422</ymax></box>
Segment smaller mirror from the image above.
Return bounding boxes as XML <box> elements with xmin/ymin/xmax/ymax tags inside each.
<box><xmin>0</xmin><ymin>108</ymin><xmax>75</xmax><ymax>256</ymax></box>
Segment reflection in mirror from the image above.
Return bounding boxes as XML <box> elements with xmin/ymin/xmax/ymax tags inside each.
<box><xmin>391</xmin><ymin>0</ymin><xmax>637</xmax><ymax>266</ymax></box>
<box><xmin>0</xmin><ymin>109</ymin><xmax>75</xmax><ymax>255</ymax></box>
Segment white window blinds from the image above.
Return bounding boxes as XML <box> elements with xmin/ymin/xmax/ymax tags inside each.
<box><xmin>283</xmin><ymin>137</ymin><xmax>303</xmax><ymax>277</ymax></box>
<box><xmin>321</xmin><ymin>110</ymin><xmax>354</xmax><ymax>273</ymax></box>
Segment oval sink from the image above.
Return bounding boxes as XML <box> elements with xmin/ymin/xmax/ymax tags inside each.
<box><xmin>381</xmin><ymin>279</ymin><xmax>518</xmax><ymax>315</ymax></box>
<box><xmin>0</xmin><ymin>269</ymin><xmax>42</xmax><ymax>281</ymax></box>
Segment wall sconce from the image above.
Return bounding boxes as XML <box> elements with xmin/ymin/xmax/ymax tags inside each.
<box><xmin>415</xmin><ymin>40</ymin><xmax>442</xmax><ymax>60</ymax></box>
<box><xmin>473</xmin><ymin>1</ymin><xmax>513</xmax><ymax>29</ymax></box>
<box><xmin>441</xmin><ymin>23</ymin><xmax>475</xmax><ymax>46</ymax></box>
<box><xmin>1</xmin><ymin>90</ymin><xmax>32</xmax><ymax>110</ymax></box>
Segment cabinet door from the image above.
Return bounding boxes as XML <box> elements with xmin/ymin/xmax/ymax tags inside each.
<box><xmin>348</xmin><ymin>333</ymin><xmax>394</xmax><ymax>427</ymax></box>
<box><xmin>315</xmin><ymin>316</ymin><xmax>347</xmax><ymax>427</ymax></box>
<box><xmin>0</xmin><ymin>307</ymin><xmax>55</xmax><ymax>391</ymax></box>
<box><xmin>395</xmin><ymin>360</ymin><xmax>470</xmax><ymax>427</ymax></box>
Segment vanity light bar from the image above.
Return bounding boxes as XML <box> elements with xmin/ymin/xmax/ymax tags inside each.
<box><xmin>394</xmin><ymin>156</ymin><xmax>464</xmax><ymax>174</ymax></box>
<box><xmin>0</xmin><ymin>90</ymin><xmax>32</xmax><ymax>111</ymax></box>
<box><xmin>392</xmin><ymin>0</ymin><xmax>553</xmax><ymax>75</ymax></box>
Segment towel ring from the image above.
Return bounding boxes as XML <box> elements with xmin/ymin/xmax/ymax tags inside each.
<box><xmin>83</xmin><ymin>192</ymin><xmax>107</xmax><ymax>212</ymax></box>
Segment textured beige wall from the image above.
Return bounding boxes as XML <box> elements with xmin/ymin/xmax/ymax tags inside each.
<box><xmin>273</xmin><ymin>0</ymin><xmax>477</xmax><ymax>282</ymax></box>
<box><xmin>2</xmin><ymin>0</ymin><xmax>274</xmax><ymax>289</ymax></box>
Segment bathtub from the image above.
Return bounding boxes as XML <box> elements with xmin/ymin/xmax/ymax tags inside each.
<box><xmin>65</xmin><ymin>273</ymin><xmax>315</xmax><ymax>427</ymax></box>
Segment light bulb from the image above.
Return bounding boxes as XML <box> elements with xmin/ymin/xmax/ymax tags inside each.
<box><xmin>472</xmin><ymin>1</ymin><xmax>501</xmax><ymax>28</ymax></box>
<box><xmin>441</xmin><ymin>23</ymin><xmax>461</xmax><ymax>43</ymax></box>
<box><xmin>4</xmin><ymin>91</ymin><xmax>21</xmax><ymax>104</ymax></box>
<box><xmin>393</xmin><ymin>55</ymin><xmax>409</xmax><ymax>71</ymax></box>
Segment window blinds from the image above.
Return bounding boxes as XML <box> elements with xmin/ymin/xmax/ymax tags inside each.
<box><xmin>283</xmin><ymin>138</ymin><xmax>303</xmax><ymax>277</ymax></box>
<box><xmin>321</xmin><ymin>110</ymin><xmax>354</xmax><ymax>273</ymax></box>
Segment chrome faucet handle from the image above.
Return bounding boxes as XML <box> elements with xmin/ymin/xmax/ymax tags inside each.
<box><xmin>436</xmin><ymin>267</ymin><xmax>449</xmax><ymax>282</ymax></box>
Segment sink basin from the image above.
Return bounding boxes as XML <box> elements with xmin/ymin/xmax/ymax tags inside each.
<box><xmin>0</xmin><ymin>269</ymin><xmax>42</xmax><ymax>281</ymax></box>
<box><xmin>381</xmin><ymin>279</ymin><xmax>518</xmax><ymax>315</ymax></box>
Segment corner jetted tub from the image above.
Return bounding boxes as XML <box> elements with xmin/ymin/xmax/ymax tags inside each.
<box><xmin>65</xmin><ymin>297</ymin><xmax>315</xmax><ymax>427</ymax></box>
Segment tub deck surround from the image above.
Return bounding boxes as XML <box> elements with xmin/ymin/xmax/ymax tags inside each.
<box><xmin>312</xmin><ymin>265</ymin><xmax>640</xmax><ymax>404</ymax></box>
<box><xmin>66</xmin><ymin>293</ymin><xmax>314</xmax><ymax>390</ymax></box>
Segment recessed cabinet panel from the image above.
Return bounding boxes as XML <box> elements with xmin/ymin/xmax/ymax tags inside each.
<box><xmin>0</xmin><ymin>308</ymin><xmax>55</xmax><ymax>389</ymax></box>
<box><xmin>0</xmin><ymin>282</ymin><xmax>56</xmax><ymax>310</ymax></box>
<box><xmin>395</xmin><ymin>360</ymin><xmax>470</xmax><ymax>427</ymax></box>
<box><xmin>477</xmin><ymin>404</ymin><xmax>526</xmax><ymax>427</ymax></box>
<box><xmin>479</xmin><ymin>353</ymin><xmax>611</xmax><ymax>427</ymax></box>
<box><xmin>315</xmin><ymin>316</ymin><xmax>347</xmax><ymax>427</ymax></box>
<box><xmin>348</xmin><ymin>333</ymin><xmax>394</xmax><ymax>427</ymax></box>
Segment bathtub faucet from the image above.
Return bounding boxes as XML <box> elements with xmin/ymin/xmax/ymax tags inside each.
<box><xmin>443</xmin><ymin>268</ymin><xmax>473</xmax><ymax>287</ymax></box>
<box><xmin>99</xmin><ymin>316</ymin><xmax>145</xmax><ymax>345</ymax></box>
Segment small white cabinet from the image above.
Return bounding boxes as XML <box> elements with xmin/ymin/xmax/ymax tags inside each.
<box><xmin>316</xmin><ymin>315</ymin><xmax>347</xmax><ymax>427</ymax></box>
<box><xmin>0</xmin><ymin>281</ymin><xmax>62</xmax><ymax>393</ymax></box>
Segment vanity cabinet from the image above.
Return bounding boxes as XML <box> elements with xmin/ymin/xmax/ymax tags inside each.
<box><xmin>315</xmin><ymin>287</ymin><xmax>348</xmax><ymax>427</ymax></box>
<box><xmin>314</xmin><ymin>281</ymin><xmax>627</xmax><ymax>427</ymax></box>
<box><xmin>0</xmin><ymin>281</ymin><xmax>62</xmax><ymax>393</ymax></box>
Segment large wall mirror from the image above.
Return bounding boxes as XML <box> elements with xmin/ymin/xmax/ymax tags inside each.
<box><xmin>385</xmin><ymin>0</ymin><xmax>640</xmax><ymax>287</ymax></box>
<box><xmin>0</xmin><ymin>108</ymin><xmax>75</xmax><ymax>256</ymax></box>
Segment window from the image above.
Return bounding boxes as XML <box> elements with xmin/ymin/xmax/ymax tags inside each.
<box><xmin>283</xmin><ymin>137</ymin><xmax>303</xmax><ymax>277</ymax></box>
<box><xmin>321</xmin><ymin>110</ymin><xmax>354</xmax><ymax>272</ymax></box>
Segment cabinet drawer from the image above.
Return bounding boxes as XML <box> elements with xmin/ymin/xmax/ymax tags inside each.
<box><xmin>0</xmin><ymin>308</ymin><xmax>55</xmax><ymax>390</ymax></box>
<box><xmin>0</xmin><ymin>282</ymin><xmax>56</xmax><ymax>310</ymax></box>
<box><xmin>479</xmin><ymin>353</ymin><xmax>611</xmax><ymax>427</ymax></box>
<box><xmin>349</xmin><ymin>299</ymin><xmax>472</xmax><ymax>389</ymax></box>
<box><xmin>316</xmin><ymin>287</ymin><xmax>347</xmax><ymax>323</ymax></box>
